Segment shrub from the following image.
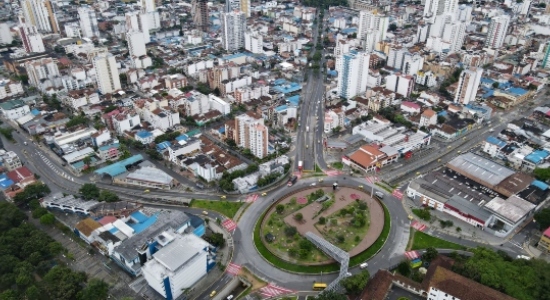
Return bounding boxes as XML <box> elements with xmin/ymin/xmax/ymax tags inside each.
<box><xmin>318</xmin><ymin>217</ymin><xmax>326</xmax><ymax>225</ymax></box>
<box><xmin>294</xmin><ymin>213</ymin><xmax>303</xmax><ymax>222</ymax></box>
<box><xmin>412</xmin><ymin>208</ymin><xmax>431</xmax><ymax>221</ymax></box>
<box><xmin>336</xmin><ymin>235</ymin><xmax>345</xmax><ymax>243</ymax></box>
<box><xmin>276</xmin><ymin>204</ymin><xmax>285</xmax><ymax>214</ymax></box>
<box><xmin>284</xmin><ymin>226</ymin><xmax>297</xmax><ymax>237</ymax></box>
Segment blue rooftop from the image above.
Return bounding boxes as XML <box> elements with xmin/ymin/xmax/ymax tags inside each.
<box><xmin>341</xmin><ymin>27</ymin><xmax>357</xmax><ymax>34</ymax></box>
<box><xmin>525</xmin><ymin>149</ymin><xmax>550</xmax><ymax>165</ymax></box>
<box><xmin>127</xmin><ymin>211</ymin><xmax>159</xmax><ymax>234</ymax></box>
<box><xmin>0</xmin><ymin>174</ymin><xmax>13</xmax><ymax>190</ymax></box>
<box><xmin>275</xmin><ymin>105</ymin><xmax>288</xmax><ymax>112</ymax></box>
<box><xmin>437</xmin><ymin>111</ymin><xmax>448</xmax><ymax>117</ymax></box>
<box><xmin>287</xmin><ymin>95</ymin><xmax>300</xmax><ymax>106</ymax></box>
<box><xmin>94</xmin><ymin>154</ymin><xmax>144</xmax><ymax>177</ymax></box>
<box><xmin>218</xmin><ymin>126</ymin><xmax>225</xmax><ymax>134</ymax></box>
<box><xmin>136</xmin><ymin>130</ymin><xmax>153</xmax><ymax>139</ymax></box>
<box><xmin>156</xmin><ymin>141</ymin><xmax>171</xmax><ymax>151</ymax></box>
<box><xmin>31</xmin><ymin>109</ymin><xmax>40</xmax><ymax>116</ymax></box>
<box><xmin>485</xmin><ymin>136</ymin><xmax>507</xmax><ymax>148</ymax></box>
<box><xmin>222</xmin><ymin>52</ymin><xmax>248</xmax><ymax>61</ymax></box>
<box><xmin>99</xmin><ymin>143</ymin><xmax>119</xmax><ymax>152</ymax></box>
<box><xmin>175</xmin><ymin>134</ymin><xmax>188</xmax><ymax>142</ymax></box>
<box><xmin>273</xmin><ymin>82</ymin><xmax>302</xmax><ymax>94</ymax></box>
<box><xmin>532</xmin><ymin>180</ymin><xmax>549</xmax><ymax>191</ymax></box>
<box><xmin>507</xmin><ymin>87</ymin><xmax>527</xmax><ymax>96</ymax></box>
<box><xmin>273</xmin><ymin>79</ymin><xmax>287</xmax><ymax>85</ymax></box>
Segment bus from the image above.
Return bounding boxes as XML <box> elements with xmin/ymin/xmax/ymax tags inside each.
<box><xmin>312</xmin><ymin>283</ymin><xmax>327</xmax><ymax>291</ymax></box>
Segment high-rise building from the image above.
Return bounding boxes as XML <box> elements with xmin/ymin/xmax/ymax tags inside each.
<box><xmin>484</xmin><ymin>14</ymin><xmax>510</xmax><ymax>49</ymax></box>
<box><xmin>240</xmin><ymin>0</ymin><xmax>250</xmax><ymax>17</ymax></box>
<box><xmin>402</xmin><ymin>53</ymin><xmax>424</xmax><ymax>76</ymax></box>
<box><xmin>25</xmin><ymin>57</ymin><xmax>61</xmax><ymax>92</ymax></box>
<box><xmin>357</xmin><ymin>10</ymin><xmax>389</xmax><ymax>52</ymax></box>
<box><xmin>93</xmin><ymin>54</ymin><xmax>121</xmax><ymax>95</ymax></box>
<box><xmin>127</xmin><ymin>31</ymin><xmax>147</xmax><ymax>58</ymax></box>
<box><xmin>454</xmin><ymin>67</ymin><xmax>483</xmax><ymax>104</ymax></box>
<box><xmin>221</xmin><ymin>10</ymin><xmax>246</xmax><ymax>51</ymax></box>
<box><xmin>386</xmin><ymin>74</ymin><xmax>415</xmax><ymax>97</ymax></box>
<box><xmin>542</xmin><ymin>43</ymin><xmax>550</xmax><ymax>69</ymax></box>
<box><xmin>0</xmin><ymin>23</ymin><xmax>13</xmax><ymax>45</ymax></box>
<box><xmin>18</xmin><ymin>17</ymin><xmax>45</xmax><ymax>53</ymax></box>
<box><xmin>244</xmin><ymin>31</ymin><xmax>263</xmax><ymax>53</ymax></box>
<box><xmin>442</xmin><ymin>21</ymin><xmax>466</xmax><ymax>52</ymax></box>
<box><xmin>20</xmin><ymin>0</ymin><xmax>59</xmax><ymax>33</ymax></box>
<box><xmin>423</xmin><ymin>0</ymin><xmax>459</xmax><ymax>21</ymax></box>
<box><xmin>192</xmin><ymin>0</ymin><xmax>209</xmax><ymax>32</ymax></box>
<box><xmin>78</xmin><ymin>6</ymin><xmax>100</xmax><ymax>38</ymax></box>
<box><xmin>126</xmin><ymin>11</ymin><xmax>150</xmax><ymax>43</ymax></box>
<box><xmin>141</xmin><ymin>0</ymin><xmax>155</xmax><ymax>13</ymax></box>
<box><xmin>337</xmin><ymin>51</ymin><xmax>370</xmax><ymax>99</ymax></box>
<box><xmin>234</xmin><ymin>112</ymin><xmax>269</xmax><ymax>159</ymax></box>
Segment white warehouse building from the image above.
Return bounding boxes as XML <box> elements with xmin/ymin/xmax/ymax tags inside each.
<box><xmin>142</xmin><ymin>234</ymin><xmax>215</xmax><ymax>300</ymax></box>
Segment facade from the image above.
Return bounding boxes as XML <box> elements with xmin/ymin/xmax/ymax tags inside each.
<box><xmin>419</xmin><ymin>109</ymin><xmax>437</xmax><ymax>127</ymax></box>
<box><xmin>357</xmin><ymin>10</ymin><xmax>389</xmax><ymax>52</ymax></box>
<box><xmin>0</xmin><ymin>99</ymin><xmax>30</xmax><ymax>120</ymax></box>
<box><xmin>454</xmin><ymin>67</ymin><xmax>483</xmax><ymax>105</ymax></box>
<box><xmin>113</xmin><ymin>112</ymin><xmax>141</xmax><ymax>135</ymax></box>
<box><xmin>537</xmin><ymin>227</ymin><xmax>550</xmax><ymax>254</ymax></box>
<box><xmin>142</xmin><ymin>234</ymin><xmax>215</xmax><ymax>300</ymax></box>
<box><xmin>0</xmin><ymin>79</ymin><xmax>24</xmax><ymax>99</ymax></box>
<box><xmin>337</xmin><ymin>51</ymin><xmax>370</xmax><ymax>99</ymax></box>
<box><xmin>385</xmin><ymin>74</ymin><xmax>414</xmax><ymax>97</ymax></box>
<box><xmin>235</xmin><ymin>112</ymin><xmax>269</xmax><ymax>159</ymax></box>
<box><xmin>78</xmin><ymin>6</ymin><xmax>100</xmax><ymax>38</ymax></box>
<box><xmin>93</xmin><ymin>54</ymin><xmax>121</xmax><ymax>94</ymax></box>
<box><xmin>125</xmin><ymin>11</ymin><xmax>150</xmax><ymax>43</ymax></box>
<box><xmin>208</xmin><ymin>94</ymin><xmax>231</xmax><ymax>115</ymax></box>
<box><xmin>192</xmin><ymin>0</ymin><xmax>209</xmax><ymax>32</ymax></box>
<box><xmin>0</xmin><ymin>23</ymin><xmax>13</xmax><ymax>45</ymax></box>
<box><xmin>21</xmin><ymin>0</ymin><xmax>59</xmax><ymax>33</ymax></box>
<box><xmin>423</xmin><ymin>0</ymin><xmax>458</xmax><ymax>21</ymax></box>
<box><xmin>221</xmin><ymin>11</ymin><xmax>246</xmax><ymax>51</ymax></box>
<box><xmin>126</xmin><ymin>31</ymin><xmax>151</xmax><ymax>68</ymax></box>
<box><xmin>485</xmin><ymin>14</ymin><xmax>510</xmax><ymax>49</ymax></box>
<box><xmin>18</xmin><ymin>18</ymin><xmax>45</xmax><ymax>53</ymax></box>
<box><xmin>245</xmin><ymin>31</ymin><xmax>264</xmax><ymax>54</ymax></box>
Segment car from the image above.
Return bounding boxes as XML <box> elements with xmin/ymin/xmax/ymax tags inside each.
<box><xmin>306</xmin><ymin>145</ymin><xmax>309</xmax><ymax>148</ymax></box>
<box><xmin>360</xmin><ymin>262</ymin><xmax>368</xmax><ymax>269</ymax></box>
<box><xmin>318</xmin><ymin>178</ymin><xmax>323</xmax><ymax>182</ymax></box>
<box><xmin>374</xmin><ymin>191</ymin><xmax>384</xmax><ymax>199</ymax></box>
<box><xmin>202</xmin><ymin>211</ymin><xmax>209</xmax><ymax>215</ymax></box>
<box><xmin>144</xmin><ymin>189</ymin><xmax>150</xmax><ymax>193</ymax></box>
<box><xmin>345</xmin><ymin>272</ymin><xmax>352</xmax><ymax>277</ymax></box>
<box><xmin>408</xmin><ymin>215</ymin><xmax>414</xmax><ymax>220</ymax></box>
<box><xmin>210</xmin><ymin>291</ymin><xmax>217</xmax><ymax>298</ymax></box>
<box><xmin>227</xmin><ymin>295</ymin><xmax>234</xmax><ymax>300</ymax></box>
<box><xmin>261</xmin><ymin>192</ymin><xmax>267</xmax><ymax>196</ymax></box>
<box><xmin>318</xmin><ymin>140</ymin><xmax>320</xmax><ymax>143</ymax></box>
<box><xmin>220</xmin><ymin>195</ymin><xmax>227</xmax><ymax>199</ymax></box>
<box><xmin>358</xmin><ymin>185</ymin><xmax>363</xmax><ymax>189</ymax></box>
<box><xmin>311</xmin><ymin>183</ymin><xmax>317</xmax><ymax>186</ymax></box>
<box><xmin>317</xmin><ymin>101</ymin><xmax>320</xmax><ymax>104</ymax></box>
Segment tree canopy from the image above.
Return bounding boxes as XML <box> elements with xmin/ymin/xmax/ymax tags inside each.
<box><xmin>340</xmin><ymin>270</ymin><xmax>370</xmax><ymax>295</ymax></box>
<box><xmin>79</xmin><ymin>184</ymin><xmax>100</xmax><ymax>200</ymax></box>
<box><xmin>534</xmin><ymin>208</ymin><xmax>550</xmax><ymax>230</ymax></box>
<box><xmin>313</xmin><ymin>290</ymin><xmax>347</xmax><ymax>300</ymax></box>
<box><xmin>13</xmin><ymin>183</ymin><xmax>51</xmax><ymax>207</ymax></box>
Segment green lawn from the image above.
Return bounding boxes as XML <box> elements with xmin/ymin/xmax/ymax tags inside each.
<box><xmin>331</xmin><ymin>162</ymin><xmax>344</xmax><ymax>170</ymax></box>
<box><xmin>411</xmin><ymin>231</ymin><xmax>467</xmax><ymax>251</ymax></box>
<box><xmin>189</xmin><ymin>200</ymin><xmax>244</xmax><ymax>219</ymax></box>
<box><xmin>253</xmin><ymin>201</ymin><xmax>392</xmax><ymax>273</ymax></box>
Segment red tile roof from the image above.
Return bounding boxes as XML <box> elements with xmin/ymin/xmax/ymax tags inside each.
<box><xmin>6</xmin><ymin>167</ymin><xmax>34</xmax><ymax>183</ymax></box>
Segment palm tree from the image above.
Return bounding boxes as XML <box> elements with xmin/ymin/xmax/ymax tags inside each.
<box><xmin>83</xmin><ymin>156</ymin><xmax>92</xmax><ymax>166</ymax></box>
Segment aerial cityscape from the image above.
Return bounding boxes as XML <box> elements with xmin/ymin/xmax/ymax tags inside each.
<box><xmin>0</xmin><ymin>0</ymin><xmax>549</xmax><ymax>299</ymax></box>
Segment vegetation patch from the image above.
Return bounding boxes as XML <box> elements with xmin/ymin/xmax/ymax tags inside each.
<box><xmin>315</xmin><ymin>200</ymin><xmax>370</xmax><ymax>251</ymax></box>
<box><xmin>190</xmin><ymin>200</ymin><xmax>244</xmax><ymax>218</ymax></box>
<box><xmin>412</xmin><ymin>208</ymin><xmax>431</xmax><ymax>221</ymax></box>
<box><xmin>410</xmin><ymin>231</ymin><xmax>466</xmax><ymax>251</ymax></box>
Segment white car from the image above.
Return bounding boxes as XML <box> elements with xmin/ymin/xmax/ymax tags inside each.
<box><xmin>311</xmin><ymin>183</ymin><xmax>317</xmax><ymax>186</ymax></box>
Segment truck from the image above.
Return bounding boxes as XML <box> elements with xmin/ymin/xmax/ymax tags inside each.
<box><xmin>287</xmin><ymin>176</ymin><xmax>298</xmax><ymax>186</ymax></box>
<box><xmin>298</xmin><ymin>161</ymin><xmax>303</xmax><ymax>171</ymax></box>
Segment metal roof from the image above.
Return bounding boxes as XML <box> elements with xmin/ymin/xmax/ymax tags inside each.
<box><xmin>484</xmin><ymin>195</ymin><xmax>536</xmax><ymax>224</ymax></box>
<box><xmin>152</xmin><ymin>234</ymin><xmax>210</xmax><ymax>272</ymax></box>
<box><xmin>446</xmin><ymin>153</ymin><xmax>514</xmax><ymax>186</ymax></box>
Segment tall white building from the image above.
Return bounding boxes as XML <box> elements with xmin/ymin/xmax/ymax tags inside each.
<box><xmin>485</xmin><ymin>14</ymin><xmax>510</xmax><ymax>49</ymax></box>
<box><xmin>426</xmin><ymin>14</ymin><xmax>466</xmax><ymax>53</ymax></box>
<box><xmin>19</xmin><ymin>19</ymin><xmax>45</xmax><ymax>53</ymax></box>
<box><xmin>357</xmin><ymin>10</ymin><xmax>389</xmax><ymax>52</ymax></box>
<box><xmin>244</xmin><ymin>31</ymin><xmax>263</xmax><ymax>53</ymax></box>
<box><xmin>141</xmin><ymin>0</ymin><xmax>156</xmax><ymax>13</ymax></box>
<box><xmin>337</xmin><ymin>51</ymin><xmax>370</xmax><ymax>99</ymax></box>
<box><xmin>454</xmin><ymin>67</ymin><xmax>483</xmax><ymax>104</ymax></box>
<box><xmin>25</xmin><ymin>57</ymin><xmax>61</xmax><ymax>92</ymax></box>
<box><xmin>423</xmin><ymin>0</ymin><xmax>459</xmax><ymax>21</ymax></box>
<box><xmin>20</xmin><ymin>0</ymin><xmax>59</xmax><ymax>33</ymax></box>
<box><xmin>93</xmin><ymin>54</ymin><xmax>121</xmax><ymax>94</ymax></box>
<box><xmin>127</xmin><ymin>31</ymin><xmax>147</xmax><ymax>58</ymax></box>
<box><xmin>78</xmin><ymin>6</ymin><xmax>100</xmax><ymax>38</ymax></box>
<box><xmin>126</xmin><ymin>11</ymin><xmax>151</xmax><ymax>43</ymax></box>
<box><xmin>387</xmin><ymin>46</ymin><xmax>407</xmax><ymax>69</ymax></box>
<box><xmin>386</xmin><ymin>74</ymin><xmax>415</xmax><ymax>97</ymax></box>
<box><xmin>221</xmin><ymin>11</ymin><xmax>246</xmax><ymax>51</ymax></box>
<box><xmin>235</xmin><ymin>112</ymin><xmax>269</xmax><ymax>159</ymax></box>
<box><xmin>0</xmin><ymin>23</ymin><xmax>13</xmax><ymax>45</ymax></box>
<box><xmin>402</xmin><ymin>53</ymin><xmax>424</xmax><ymax>76</ymax></box>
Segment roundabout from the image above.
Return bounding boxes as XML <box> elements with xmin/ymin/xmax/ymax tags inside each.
<box><xmin>256</xmin><ymin>186</ymin><xmax>388</xmax><ymax>272</ymax></box>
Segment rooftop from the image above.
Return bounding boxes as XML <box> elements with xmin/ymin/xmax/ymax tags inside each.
<box><xmin>446</xmin><ymin>195</ymin><xmax>492</xmax><ymax>222</ymax></box>
<box><xmin>94</xmin><ymin>154</ymin><xmax>144</xmax><ymax>177</ymax></box>
<box><xmin>150</xmin><ymin>234</ymin><xmax>210</xmax><ymax>272</ymax></box>
<box><xmin>75</xmin><ymin>218</ymin><xmax>102</xmax><ymax>237</ymax></box>
<box><xmin>485</xmin><ymin>136</ymin><xmax>507</xmax><ymax>148</ymax></box>
<box><xmin>446</xmin><ymin>152</ymin><xmax>514</xmax><ymax>186</ymax></box>
<box><xmin>484</xmin><ymin>195</ymin><xmax>536</xmax><ymax>224</ymax></box>
<box><xmin>0</xmin><ymin>99</ymin><xmax>26</xmax><ymax>110</ymax></box>
<box><xmin>122</xmin><ymin>166</ymin><xmax>174</xmax><ymax>185</ymax></box>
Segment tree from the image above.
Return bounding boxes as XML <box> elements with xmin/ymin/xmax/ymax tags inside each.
<box><xmin>276</xmin><ymin>204</ymin><xmax>285</xmax><ymax>214</ymax></box>
<box><xmin>389</xmin><ymin>23</ymin><xmax>398</xmax><ymax>31</ymax></box>
<box><xmin>43</xmin><ymin>266</ymin><xmax>87</xmax><ymax>300</ymax></box>
<box><xmin>79</xmin><ymin>183</ymin><xmax>100</xmax><ymax>200</ymax></box>
<box><xmin>423</xmin><ymin>247</ymin><xmax>439</xmax><ymax>262</ymax></box>
<box><xmin>83</xmin><ymin>156</ymin><xmax>92</xmax><ymax>166</ymax></box>
<box><xmin>78</xmin><ymin>279</ymin><xmax>109</xmax><ymax>300</ymax></box>
<box><xmin>13</xmin><ymin>183</ymin><xmax>51</xmax><ymax>206</ymax></box>
<box><xmin>397</xmin><ymin>261</ymin><xmax>411</xmax><ymax>276</ymax></box>
<box><xmin>31</xmin><ymin>207</ymin><xmax>48</xmax><ymax>219</ymax></box>
<box><xmin>293</xmin><ymin>213</ymin><xmax>303</xmax><ymax>222</ymax></box>
<box><xmin>98</xmin><ymin>190</ymin><xmax>119</xmax><ymax>202</ymax></box>
<box><xmin>225</xmin><ymin>138</ymin><xmax>237</xmax><ymax>148</ymax></box>
<box><xmin>527</xmin><ymin>83</ymin><xmax>538</xmax><ymax>91</ymax></box>
<box><xmin>313</xmin><ymin>290</ymin><xmax>347</xmax><ymax>300</ymax></box>
<box><xmin>533</xmin><ymin>168</ymin><xmax>550</xmax><ymax>181</ymax></box>
<box><xmin>437</xmin><ymin>115</ymin><xmax>446</xmax><ymax>124</ymax></box>
<box><xmin>535</xmin><ymin>208</ymin><xmax>550</xmax><ymax>230</ymax></box>
<box><xmin>318</xmin><ymin>216</ymin><xmax>326</xmax><ymax>225</ymax></box>
<box><xmin>40</xmin><ymin>213</ymin><xmax>55</xmax><ymax>225</ymax></box>
<box><xmin>284</xmin><ymin>226</ymin><xmax>297</xmax><ymax>237</ymax></box>
<box><xmin>492</xmin><ymin>82</ymin><xmax>499</xmax><ymax>89</ymax></box>
<box><xmin>340</xmin><ymin>270</ymin><xmax>370</xmax><ymax>294</ymax></box>
<box><xmin>206</xmin><ymin>232</ymin><xmax>226</xmax><ymax>248</ymax></box>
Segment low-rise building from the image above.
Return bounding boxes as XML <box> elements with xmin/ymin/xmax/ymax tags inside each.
<box><xmin>113</xmin><ymin>162</ymin><xmax>178</xmax><ymax>190</ymax></box>
<box><xmin>167</xmin><ymin>139</ymin><xmax>201</xmax><ymax>163</ymax></box>
<box><xmin>0</xmin><ymin>78</ymin><xmax>24</xmax><ymax>99</ymax></box>
<box><xmin>0</xmin><ymin>99</ymin><xmax>30</xmax><ymax>120</ymax></box>
<box><xmin>537</xmin><ymin>227</ymin><xmax>550</xmax><ymax>254</ymax></box>
<box><xmin>41</xmin><ymin>192</ymin><xmax>99</xmax><ymax>215</ymax></box>
<box><xmin>0</xmin><ymin>150</ymin><xmax>22</xmax><ymax>171</ymax></box>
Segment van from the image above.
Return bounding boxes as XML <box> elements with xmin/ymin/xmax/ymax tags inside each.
<box><xmin>196</xmin><ymin>183</ymin><xmax>205</xmax><ymax>189</ymax></box>
<box><xmin>360</xmin><ymin>262</ymin><xmax>368</xmax><ymax>269</ymax></box>
<box><xmin>374</xmin><ymin>192</ymin><xmax>384</xmax><ymax>199</ymax></box>
<box><xmin>210</xmin><ymin>291</ymin><xmax>217</xmax><ymax>298</ymax></box>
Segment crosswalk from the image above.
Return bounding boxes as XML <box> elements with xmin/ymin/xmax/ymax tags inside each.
<box><xmin>222</xmin><ymin>218</ymin><xmax>238</xmax><ymax>232</ymax></box>
<box><xmin>258</xmin><ymin>284</ymin><xmax>294</xmax><ymax>298</ymax></box>
<box><xmin>508</xmin><ymin>240</ymin><xmax>523</xmax><ymax>249</ymax></box>
<box><xmin>404</xmin><ymin>250</ymin><xmax>421</xmax><ymax>260</ymax></box>
<box><xmin>226</xmin><ymin>263</ymin><xmax>241</xmax><ymax>276</ymax></box>
<box><xmin>245</xmin><ymin>194</ymin><xmax>259</xmax><ymax>203</ymax></box>
<box><xmin>37</xmin><ymin>152</ymin><xmax>74</xmax><ymax>181</ymax></box>
<box><xmin>411</xmin><ymin>220</ymin><xmax>427</xmax><ymax>232</ymax></box>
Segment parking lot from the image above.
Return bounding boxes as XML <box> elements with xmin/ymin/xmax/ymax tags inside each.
<box><xmin>423</xmin><ymin>170</ymin><xmax>496</xmax><ymax>206</ymax></box>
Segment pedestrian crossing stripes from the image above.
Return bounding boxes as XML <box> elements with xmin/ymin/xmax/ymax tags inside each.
<box><xmin>404</xmin><ymin>251</ymin><xmax>420</xmax><ymax>260</ymax></box>
<box><xmin>38</xmin><ymin>152</ymin><xmax>74</xmax><ymax>181</ymax></box>
<box><xmin>365</xmin><ymin>176</ymin><xmax>379</xmax><ymax>184</ymax></box>
<box><xmin>226</xmin><ymin>263</ymin><xmax>241</xmax><ymax>276</ymax></box>
<box><xmin>325</xmin><ymin>170</ymin><xmax>343</xmax><ymax>176</ymax></box>
<box><xmin>258</xmin><ymin>284</ymin><xmax>294</xmax><ymax>298</ymax></box>
<box><xmin>411</xmin><ymin>220</ymin><xmax>427</xmax><ymax>232</ymax></box>
<box><xmin>245</xmin><ymin>194</ymin><xmax>259</xmax><ymax>203</ymax></box>
<box><xmin>392</xmin><ymin>189</ymin><xmax>404</xmax><ymax>200</ymax></box>
<box><xmin>222</xmin><ymin>219</ymin><xmax>238</xmax><ymax>232</ymax></box>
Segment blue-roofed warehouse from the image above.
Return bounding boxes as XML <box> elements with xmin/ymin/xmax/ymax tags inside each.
<box><xmin>525</xmin><ymin>149</ymin><xmax>550</xmax><ymax>165</ymax></box>
<box><xmin>94</xmin><ymin>154</ymin><xmax>144</xmax><ymax>177</ymax></box>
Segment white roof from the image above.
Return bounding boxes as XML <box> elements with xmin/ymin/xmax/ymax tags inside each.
<box><xmin>153</xmin><ymin>234</ymin><xmax>210</xmax><ymax>271</ymax></box>
<box><xmin>126</xmin><ymin>167</ymin><xmax>174</xmax><ymax>185</ymax></box>
<box><xmin>16</xmin><ymin>113</ymin><xmax>34</xmax><ymax>125</ymax></box>
<box><xmin>113</xmin><ymin>219</ymin><xmax>135</xmax><ymax>238</ymax></box>
<box><xmin>63</xmin><ymin>147</ymin><xmax>95</xmax><ymax>163</ymax></box>
<box><xmin>484</xmin><ymin>195</ymin><xmax>536</xmax><ymax>224</ymax></box>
